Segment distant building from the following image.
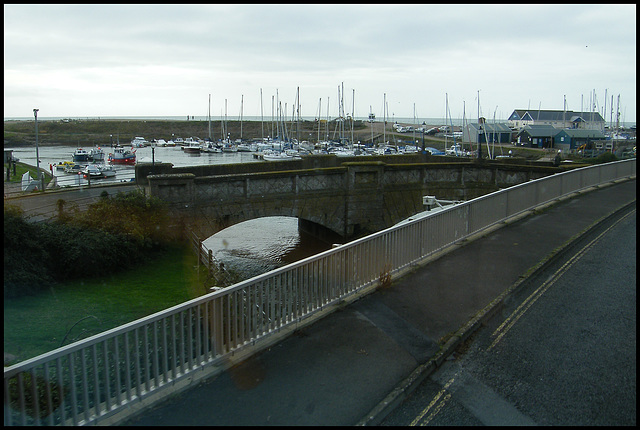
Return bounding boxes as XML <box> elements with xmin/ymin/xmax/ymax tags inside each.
<box><xmin>463</xmin><ymin>122</ymin><xmax>513</xmax><ymax>145</ymax></box>
<box><xmin>516</xmin><ymin>125</ymin><xmax>559</xmax><ymax>148</ymax></box>
<box><xmin>508</xmin><ymin>109</ymin><xmax>605</xmax><ymax>132</ymax></box>
<box><xmin>554</xmin><ymin>128</ymin><xmax>606</xmax><ymax>152</ymax></box>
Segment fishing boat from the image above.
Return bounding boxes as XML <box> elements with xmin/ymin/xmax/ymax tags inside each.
<box><xmin>73</xmin><ymin>148</ymin><xmax>90</xmax><ymax>162</ymax></box>
<box><xmin>88</xmin><ymin>146</ymin><xmax>105</xmax><ymax>162</ymax></box>
<box><xmin>108</xmin><ymin>147</ymin><xmax>136</xmax><ymax>165</ymax></box>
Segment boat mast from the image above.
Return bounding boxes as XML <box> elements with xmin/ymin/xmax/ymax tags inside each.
<box><xmin>240</xmin><ymin>94</ymin><xmax>243</xmax><ymax>141</ymax></box>
<box><xmin>351</xmin><ymin>88</ymin><xmax>355</xmax><ymax>148</ymax></box>
<box><xmin>276</xmin><ymin>89</ymin><xmax>280</xmax><ymax>142</ymax></box>
<box><xmin>224</xmin><ymin>99</ymin><xmax>228</xmax><ymax>142</ymax></box>
<box><xmin>370</xmin><ymin>105</ymin><xmax>374</xmax><ymax>145</ymax></box>
<box><xmin>413</xmin><ymin>102</ymin><xmax>416</xmax><ymax>146</ymax></box>
<box><xmin>383</xmin><ymin>93</ymin><xmax>386</xmax><ymax>147</ymax></box>
<box><xmin>603</xmin><ymin>88</ymin><xmax>607</xmax><ymax>131</ymax></box>
<box><xmin>317</xmin><ymin>97</ymin><xmax>322</xmax><ymax>144</ymax></box>
<box><xmin>260</xmin><ymin>88</ymin><xmax>264</xmax><ymax>142</ymax></box>
<box><xmin>208</xmin><ymin>93</ymin><xmax>212</xmax><ymax>141</ymax></box>
<box><xmin>326</xmin><ymin>96</ymin><xmax>330</xmax><ymax>142</ymax></box>
<box><xmin>296</xmin><ymin>86</ymin><xmax>300</xmax><ymax>148</ymax></box>
<box><xmin>446</xmin><ymin>93</ymin><xmax>457</xmax><ymax>151</ymax></box>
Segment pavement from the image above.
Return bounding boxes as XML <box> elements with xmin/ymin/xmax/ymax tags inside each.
<box><xmin>119</xmin><ymin>177</ymin><xmax>636</xmax><ymax>426</ymax></box>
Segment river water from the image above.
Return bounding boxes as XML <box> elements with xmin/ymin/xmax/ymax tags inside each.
<box><xmin>6</xmin><ymin>144</ymin><xmax>333</xmax><ymax>280</ymax></box>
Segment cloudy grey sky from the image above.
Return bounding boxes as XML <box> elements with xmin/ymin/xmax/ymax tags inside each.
<box><xmin>4</xmin><ymin>4</ymin><xmax>636</xmax><ymax>122</ymax></box>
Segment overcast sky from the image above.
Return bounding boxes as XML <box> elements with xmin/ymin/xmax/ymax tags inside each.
<box><xmin>4</xmin><ymin>4</ymin><xmax>636</xmax><ymax>122</ymax></box>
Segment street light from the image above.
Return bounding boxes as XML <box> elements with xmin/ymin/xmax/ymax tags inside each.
<box><xmin>33</xmin><ymin>108</ymin><xmax>43</xmax><ymax>190</ymax></box>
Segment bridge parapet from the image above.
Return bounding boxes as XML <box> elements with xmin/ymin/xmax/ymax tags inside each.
<box><xmin>146</xmin><ymin>160</ymin><xmax>562</xmax><ymax>241</ymax></box>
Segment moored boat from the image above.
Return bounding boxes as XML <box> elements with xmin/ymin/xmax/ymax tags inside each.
<box><xmin>131</xmin><ymin>137</ymin><xmax>148</xmax><ymax>147</ymax></box>
<box><xmin>64</xmin><ymin>162</ymin><xmax>84</xmax><ymax>174</ymax></box>
<box><xmin>55</xmin><ymin>160</ymin><xmax>75</xmax><ymax>171</ymax></box>
<box><xmin>88</xmin><ymin>146</ymin><xmax>105</xmax><ymax>162</ymax></box>
<box><xmin>108</xmin><ymin>147</ymin><xmax>136</xmax><ymax>165</ymax></box>
<box><xmin>73</xmin><ymin>148</ymin><xmax>90</xmax><ymax>162</ymax></box>
<box><xmin>81</xmin><ymin>164</ymin><xmax>117</xmax><ymax>179</ymax></box>
<box><xmin>183</xmin><ymin>140</ymin><xmax>202</xmax><ymax>154</ymax></box>
<box><xmin>262</xmin><ymin>150</ymin><xmax>301</xmax><ymax>161</ymax></box>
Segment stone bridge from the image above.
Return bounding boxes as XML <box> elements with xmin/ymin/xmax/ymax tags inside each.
<box><xmin>138</xmin><ymin>155</ymin><xmax>562</xmax><ymax>242</ymax></box>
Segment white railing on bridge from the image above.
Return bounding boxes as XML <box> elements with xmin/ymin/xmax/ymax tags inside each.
<box><xmin>4</xmin><ymin>159</ymin><xmax>635</xmax><ymax>426</ymax></box>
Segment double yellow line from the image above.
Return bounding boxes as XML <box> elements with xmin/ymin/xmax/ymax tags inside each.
<box><xmin>409</xmin><ymin>376</ymin><xmax>456</xmax><ymax>426</ymax></box>
<box><xmin>487</xmin><ymin>209</ymin><xmax>635</xmax><ymax>352</ymax></box>
<box><xmin>409</xmin><ymin>208</ymin><xmax>635</xmax><ymax>426</ymax></box>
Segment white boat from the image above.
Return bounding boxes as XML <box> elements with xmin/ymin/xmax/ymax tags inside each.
<box><xmin>183</xmin><ymin>139</ymin><xmax>202</xmax><ymax>154</ymax></box>
<box><xmin>375</xmin><ymin>146</ymin><xmax>398</xmax><ymax>155</ymax></box>
<box><xmin>81</xmin><ymin>164</ymin><xmax>116</xmax><ymax>179</ymax></box>
<box><xmin>98</xmin><ymin>164</ymin><xmax>117</xmax><ymax>178</ymax></box>
<box><xmin>131</xmin><ymin>136</ymin><xmax>148</xmax><ymax>147</ymax></box>
<box><xmin>237</xmin><ymin>143</ymin><xmax>253</xmax><ymax>152</ymax></box>
<box><xmin>445</xmin><ymin>144</ymin><xmax>468</xmax><ymax>157</ymax></box>
<box><xmin>202</xmin><ymin>142</ymin><xmax>222</xmax><ymax>153</ymax></box>
<box><xmin>262</xmin><ymin>150</ymin><xmax>301</xmax><ymax>161</ymax></box>
<box><xmin>155</xmin><ymin>139</ymin><xmax>168</xmax><ymax>147</ymax></box>
<box><xmin>88</xmin><ymin>146</ymin><xmax>105</xmax><ymax>162</ymax></box>
<box><xmin>222</xmin><ymin>141</ymin><xmax>238</xmax><ymax>152</ymax></box>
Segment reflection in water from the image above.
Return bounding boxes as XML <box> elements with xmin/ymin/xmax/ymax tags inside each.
<box><xmin>203</xmin><ymin>217</ymin><xmax>333</xmax><ymax>281</ymax></box>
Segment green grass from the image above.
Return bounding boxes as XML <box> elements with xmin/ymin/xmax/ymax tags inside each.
<box><xmin>4</xmin><ymin>162</ymin><xmax>53</xmax><ymax>190</ymax></box>
<box><xmin>3</xmin><ymin>243</ymin><xmax>209</xmax><ymax>364</ymax></box>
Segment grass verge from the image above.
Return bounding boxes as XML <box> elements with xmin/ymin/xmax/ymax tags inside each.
<box><xmin>4</xmin><ymin>243</ymin><xmax>208</xmax><ymax>364</ymax></box>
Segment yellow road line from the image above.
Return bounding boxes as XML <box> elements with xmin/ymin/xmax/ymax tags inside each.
<box><xmin>488</xmin><ymin>209</ymin><xmax>635</xmax><ymax>352</ymax></box>
<box><xmin>410</xmin><ymin>377</ymin><xmax>455</xmax><ymax>426</ymax></box>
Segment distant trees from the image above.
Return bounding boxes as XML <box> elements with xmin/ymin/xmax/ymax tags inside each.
<box><xmin>4</xmin><ymin>190</ymin><xmax>173</xmax><ymax>299</ymax></box>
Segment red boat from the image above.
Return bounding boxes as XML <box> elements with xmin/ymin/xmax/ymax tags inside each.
<box><xmin>108</xmin><ymin>147</ymin><xmax>136</xmax><ymax>165</ymax></box>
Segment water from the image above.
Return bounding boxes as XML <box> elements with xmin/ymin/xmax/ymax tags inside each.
<box><xmin>6</xmin><ymin>144</ymin><xmax>329</xmax><ymax>280</ymax></box>
<box><xmin>203</xmin><ymin>216</ymin><xmax>334</xmax><ymax>281</ymax></box>
<box><xmin>5</xmin><ymin>144</ymin><xmax>261</xmax><ymax>188</ymax></box>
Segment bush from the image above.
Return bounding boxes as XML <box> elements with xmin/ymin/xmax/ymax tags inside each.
<box><xmin>4</xmin><ymin>206</ymin><xmax>55</xmax><ymax>298</ymax></box>
<box><xmin>4</xmin><ymin>190</ymin><xmax>173</xmax><ymax>298</ymax></box>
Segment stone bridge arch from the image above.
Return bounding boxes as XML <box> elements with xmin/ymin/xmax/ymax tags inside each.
<box><xmin>182</xmin><ymin>197</ymin><xmax>346</xmax><ymax>244</ymax></box>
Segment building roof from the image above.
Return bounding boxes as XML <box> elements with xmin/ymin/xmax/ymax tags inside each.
<box><xmin>556</xmin><ymin>129</ymin><xmax>605</xmax><ymax>139</ymax></box>
<box><xmin>509</xmin><ymin>109</ymin><xmax>605</xmax><ymax>123</ymax></box>
<box><xmin>466</xmin><ymin>122</ymin><xmax>513</xmax><ymax>133</ymax></box>
<box><xmin>518</xmin><ymin>124</ymin><xmax>560</xmax><ymax>137</ymax></box>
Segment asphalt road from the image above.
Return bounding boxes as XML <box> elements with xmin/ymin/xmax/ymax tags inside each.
<box><xmin>380</xmin><ymin>204</ymin><xmax>636</xmax><ymax>426</ymax></box>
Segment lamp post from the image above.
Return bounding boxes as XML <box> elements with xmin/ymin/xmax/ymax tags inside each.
<box><xmin>33</xmin><ymin>108</ymin><xmax>43</xmax><ymax>191</ymax></box>
<box><xmin>151</xmin><ymin>140</ymin><xmax>156</xmax><ymax>166</ymax></box>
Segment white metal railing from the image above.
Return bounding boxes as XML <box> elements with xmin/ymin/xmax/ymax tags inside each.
<box><xmin>4</xmin><ymin>159</ymin><xmax>635</xmax><ymax>426</ymax></box>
